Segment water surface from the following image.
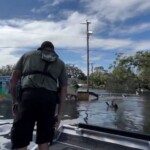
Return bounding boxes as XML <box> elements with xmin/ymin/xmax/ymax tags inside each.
<box><xmin>0</xmin><ymin>90</ymin><xmax>150</xmax><ymax>149</ymax></box>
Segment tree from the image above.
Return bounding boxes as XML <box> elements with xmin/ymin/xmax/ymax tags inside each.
<box><xmin>90</xmin><ymin>66</ymin><xmax>108</xmax><ymax>87</ymax></box>
<box><xmin>0</xmin><ymin>65</ymin><xmax>14</xmax><ymax>76</ymax></box>
<box><xmin>107</xmin><ymin>53</ymin><xmax>139</xmax><ymax>92</ymax></box>
<box><xmin>66</xmin><ymin>64</ymin><xmax>86</xmax><ymax>80</ymax></box>
<box><xmin>94</xmin><ymin>66</ymin><xmax>105</xmax><ymax>73</ymax></box>
<box><xmin>107</xmin><ymin>51</ymin><xmax>150</xmax><ymax>92</ymax></box>
<box><xmin>133</xmin><ymin>51</ymin><xmax>150</xmax><ymax>89</ymax></box>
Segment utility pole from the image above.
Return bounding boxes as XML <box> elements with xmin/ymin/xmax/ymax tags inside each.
<box><xmin>91</xmin><ymin>63</ymin><xmax>94</xmax><ymax>89</ymax></box>
<box><xmin>81</xmin><ymin>20</ymin><xmax>92</xmax><ymax>93</ymax></box>
<box><xmin>86</xmin><ymin>20</ymin><xmax>90</xmax><ymax>92</ymax></box>
<box><xmin>82</xmin><ymin>20</ymin><xmax>91</xmax><ymax>92</ymax></box>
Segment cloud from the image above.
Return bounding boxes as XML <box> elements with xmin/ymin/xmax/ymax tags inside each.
<box><xmin>39</xmin><ymin>0</ymin><xmax>70</xmax><ymax>6</ymax></box>
<box><xmin>81</xmin><ymin>0</ymin><xmax>150</xmax><ymax>22</ymax></box>
<box><xmin>38</xmin><ymin>0</ymin><xmax>49</xmax><ymax>3</ymax></box>
<box><xmin>31</xmin><ymin>3</ymin><xmax>52</xmax><ymax>13</ymax></box>
<box><xmin>82</xmin><ymin>53</ymin><xmax>103</xmax><ymax>62</ymax></box>
<box><xmin>90</xmin><ymin>38</ymin><xmax>133</xmax><ymax>50</ymax></box>
<box><xmin>0</xmin><ymin>18</ymin><xmax>148</xmax><ymax>55</ymax></box>
<box><xmin>50</xmin><ymin>0</ymin><xmax>67</xmax><ymax>6</ymax></box>
<box><xmin>32</xmin><ymin>0</ymin><xmax>71</xmax><ymax>14</ymax></box>
<box><xmin>132</xmin><ymin>40</ymin><xmax>150</xmax><ymax>51</ymax></box>
<box><xmin>0</xmin><ymin>8</ymin><xmax>150</xmax><ymax>69</ymax></box>
<box><xmin>110</xmin><ymin>22</ymin><xmax>150</xmax><ymax>36</ymax></box>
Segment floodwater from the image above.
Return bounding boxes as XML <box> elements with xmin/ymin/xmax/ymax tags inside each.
<box><xmin>0</xmin><ymin>89</ymin><xmax>150</xmax><ymax>149</ymax></box>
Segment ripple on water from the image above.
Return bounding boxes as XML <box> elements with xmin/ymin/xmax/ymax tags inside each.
<box><xmin>0</xmin><ymin>124</ymin><xmax>12</xmax><ymax>136</ymax></box>
<box><xmin>0</xmin><ymin>119</ymin><xmax>13</xmax><ymax>125</ymax></box>
<box><xmin>0</xmin><ymin>136</ymin><xmax>12</xmax><ymax>150</ymax></box>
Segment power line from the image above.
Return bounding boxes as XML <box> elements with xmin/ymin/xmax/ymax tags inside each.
<box><xmin>0</xmin><ymin>47</ymin><xmax>100</xmax><ymax>50</ymax></box>
<box><xmin>0</xmin><ymin>46</ymin><xmax>109</xmax><ymax>52</ymax></box>
<box><xmin>0</xmin><ymin>46</ymin><xmax>79</xmax><ymax>49</ymax></box>
<box><xmin>0</xmin><ymin>46</ymin><xmax>117</xmax><ymax>53</ymax></box>
<box><xmin>0</xmin><ymin>30</ymin><xmax>86</xmax><ymax>38</ymax></box>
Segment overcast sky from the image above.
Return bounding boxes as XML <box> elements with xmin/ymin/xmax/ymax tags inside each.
<box><xmin>0</xmin><ymin>0</ymin><xmax>150</xmax><ymax>74</ymax></box>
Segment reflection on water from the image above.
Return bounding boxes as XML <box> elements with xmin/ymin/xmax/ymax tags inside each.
<box><xmin>0</xmin><ymin>91</ymin><xmax>150</xmax><ymax>149</ymax></box>
<box><xmin>0</xmin><ymin>100</ymin><xmax>12</xmax><ymax>119</ymax></box>
<box><xmin>63</xmin><ymin>101</ymin><xmax>79</xmax><ymax>119</ymax></box>
<box><xmin>62</xmin><ymin>93</ymin><xmax>150</xmax><ymax>134</ymax></box>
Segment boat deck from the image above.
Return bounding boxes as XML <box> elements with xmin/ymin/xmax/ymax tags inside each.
<box><xmin>30</xmin><ymin>123</ymin><xmax>150</xmax><ymax>150</ymax></box>
<box><xmin>49</xmin><ymin>133</ymin><xmax>141</xmax><ymax>150</ymax></box>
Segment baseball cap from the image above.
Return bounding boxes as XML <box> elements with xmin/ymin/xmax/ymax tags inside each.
<box><xmin>41</xmin><ymin>41</ymin><xmax>54</xmax><ymax>50</ymax></box>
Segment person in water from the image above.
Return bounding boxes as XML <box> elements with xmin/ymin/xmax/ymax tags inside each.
<box><xmin>9</xmin><ymin>41</ymin><xmax>67</xmax><ymax>150</ymax></box>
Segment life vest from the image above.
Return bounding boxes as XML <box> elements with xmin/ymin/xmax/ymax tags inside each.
<box><xmin>20</xmin><ymin>50</ymin><xmax>60</xmax><ymax>91</ymax></box>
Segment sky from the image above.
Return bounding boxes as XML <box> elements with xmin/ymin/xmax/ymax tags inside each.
<box><xmin>0</xmin><ymin>0</ymin><xmax>150</xmax><ymax>74</ymax></box>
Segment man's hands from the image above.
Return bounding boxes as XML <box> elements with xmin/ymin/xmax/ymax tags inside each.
<box><xmin>55</xmin><ymin>86</ymin><xmax>67</xmax><ymax>129</ymax></box>
<box><xmin>12</xmin><ymin>103</ymin><xmax>18</xmax><ymax>117</ymax></box>
<box><xmin>54</xmin><ymin>115</ymin><xmax>62</xmax><ymax>129</ymax></box>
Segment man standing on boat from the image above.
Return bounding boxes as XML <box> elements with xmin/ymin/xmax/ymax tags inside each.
<box><xmin>9</xmin><ymin>41</ymin><xmax>67</xmax><ymax>150</ymax></box>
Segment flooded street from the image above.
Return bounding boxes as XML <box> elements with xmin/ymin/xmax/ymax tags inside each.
<box><xmin>0</xmin><ymin>90</ymin><xmax>150</xmax><ymax>149</ymax></box>
<box><xmin>62</xmin><ymin>94</ymin><xmax>150</xmax><ymax>134</ymax></box>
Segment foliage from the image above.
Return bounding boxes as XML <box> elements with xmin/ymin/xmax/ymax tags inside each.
<box><xmin>0</xmin><ymin>64</ymin><xmax>87</xmax><ymax>81</ymax></box>
<box><xmin>90</xmin><ymin>66</ymin><xmax>108</xmax><ymax>87</ymax></box>
<box><xmin>71</xmin><ymin>80</ymin><xmax>79</xmax><ymax>90</ymax></box>
<box><xmin>66</xmin><ymin>64</ymin><xmax>86</xmax><ymax>80</ymax></box>
<box><xmin>0</xmin><ymin>51</ymin><xmax>149</xmax><ymax>93</ymax></box>
<box><xmin>0</xmin><ymin>65</ymin><xmax>14</xmax><ymax>76</ymax></box>
<box><xmin>107</xmin><ymin>51</ymin><xmax>150</xmax><ymax>92</ymax></box>
<box><xmin>134</xmin><ymin>51</ymin><xmax>150</xmax><ymax>89</ymax></box>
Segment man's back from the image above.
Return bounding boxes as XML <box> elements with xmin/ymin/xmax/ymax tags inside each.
<box><xmin>10</xmin><ymin>41</ymin><xmax>67</xmax><ymax>150</ymax></box>
<box><xmin>15</xmin><ymin>49</ymin><xmax>67</xmax><ymax>91</ymax></box>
